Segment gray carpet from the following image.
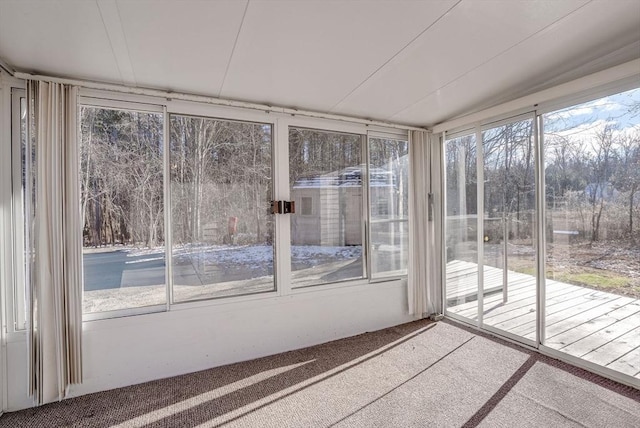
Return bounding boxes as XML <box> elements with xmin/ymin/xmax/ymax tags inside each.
<box><xmin>1</xmin><ymin>319</ymin><xmax>638</xmax><ymax>427</ymax></box>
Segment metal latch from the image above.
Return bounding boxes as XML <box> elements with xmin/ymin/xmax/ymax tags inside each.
<box><xmin>270</xmin><ymin>200</ymin><xmax>295</xmax><ymax>214</ymax></box>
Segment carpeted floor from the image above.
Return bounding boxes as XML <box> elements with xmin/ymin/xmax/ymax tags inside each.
<box><xmin>1</xmin><ymin>319</ymin><xmax>638</xmax><ymax>427</ymax></box>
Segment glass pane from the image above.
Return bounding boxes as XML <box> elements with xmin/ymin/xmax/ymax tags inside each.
<box><xmin>13</xmin><ymin>95</ymin><xmax>29</xmax><ymax>330</ymax></box>
<box><xmin>80</xmin><ymin>106</ymin><xmax>166</xmax><ymax>313</ymax></box>
<box><xmin>170</xmin><ymin>115</ymin><xmax>274</xmax><ymax>302</ymax></box>
<box><xmin>289</xmin><ymin>127</ymin><xmax>363</xmax><ymax>287</ymax></box>
<box><xmin>445</xmin><ymin>134</ymin><xmax>479</xmax><ymax>320</ymax></box>
<box><xmin>543</xmin><ymin>87</ymin><xmax>640</xmax><ymax>380</ymax></box>
<box><xmin>482</xmin><ymin>118</ymin><xmax>537</xmax><ymax>339</ymax></box>
<box><xmin>369</xmin><ymin>137</ymin><xmax>408</xmax><ymax>277</ymax></box>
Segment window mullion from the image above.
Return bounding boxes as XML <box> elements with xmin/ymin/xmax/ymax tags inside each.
<box><xmin>364</xmin><ymin>134</ymin><xmax>371</xmax><ymax>280</ymax></box>
<box><xmin>164</xmin><ymin>107</ymin><xmax>173</xmax><ymax>309</ymax></box>
<box><xmin>275</xmin><ymin>118</ymin><xmax>292</xmax><ymax>296</ymax></box>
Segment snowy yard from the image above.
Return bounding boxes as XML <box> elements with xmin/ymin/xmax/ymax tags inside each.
<box><xmin>83</xmin><ymin>244</ymin><xmax>365</xmax><ymax>312</ymax></box>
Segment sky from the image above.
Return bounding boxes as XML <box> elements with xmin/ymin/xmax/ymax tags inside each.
<box><xmin>544</xmin><ymin>87</ymin><xmax>640</xmax><ymax>141</ymax></box>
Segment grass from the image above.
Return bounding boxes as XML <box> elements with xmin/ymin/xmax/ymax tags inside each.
<box><xmin>510</xmin><ymin>264</ymin><xmax>639</xmax><ymax>298</ymax></box>
<box><xmin>553</xmin><ymin>271</ymin><xmax>630</xmax><ymax>289</ymax></box>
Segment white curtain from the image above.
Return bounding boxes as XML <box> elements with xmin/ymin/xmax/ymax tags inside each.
<box><xmin>408</xmin><ymin>130</ymin><xmax>443</xmax><ymax>318</ymax></box>
<box><xmin>27</xmin><ymin>80</ymin><xmax>83</xmax><ymax>404</ymax></box>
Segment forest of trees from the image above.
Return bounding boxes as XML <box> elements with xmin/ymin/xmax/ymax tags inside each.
<box><xmin>80</xmin><ymin>108</ymin><xmax>273</xmax><ymax>250</ymax></box>
<box><xmin>80</xmin><ymin>107</ymin><xmax>164</xmax><ymax>249</ymax></box>
<box><xmin>446</xmin><ymin>102</ymin><xmax>640</xmax><ymax>244</ymax></box>
<box><xmin>80</xmin><ymin>117</ymin><xmax>410</xmax><ymax>255</ymax></box>
<box><xmin>288</xmin><ymin>127</ymin><xmax>362</xmax><ymax>186</ymax></box>
<box><xmin>169</xmin><ymin>115</ymin><xmax>272</xmax><ymax>247</ymax></box>
<box><xmin>544</xmin><ymin>122</ymin><xmax>640</xmax><ymax>241</ymax></box>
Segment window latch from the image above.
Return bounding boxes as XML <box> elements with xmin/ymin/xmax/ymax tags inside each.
<box><xmin>270</xmin><ymin>200</ymin><xmax>295</xmax><ymax>215</ymax></box>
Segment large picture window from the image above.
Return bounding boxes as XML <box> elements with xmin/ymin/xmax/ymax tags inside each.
<box><xmin>11</xmin><ymin>93</ymin><xmax>409</xmax><ymax>323</ymax></box>
<box><xmin>169</xmin><ymin>115</ymin><xmax>274</xmax><ymax>302</ymax></box>
<box><xmin>80</xmin><ymin>105</ymin><xmax>166</xmax><ymax>313</ymax></box>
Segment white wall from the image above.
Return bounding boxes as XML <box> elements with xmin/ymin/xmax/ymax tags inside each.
<box><xmin>5</xmin><ymin>280</ymin><xmax>411</xmax><ymax>411</ymax></box>
<box><xmin>0</xmin><ymin>82</ymin><xmax>413</xmax><ymax>412</ymax></box>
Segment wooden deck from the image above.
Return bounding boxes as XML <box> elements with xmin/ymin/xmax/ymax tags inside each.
<box><xmin>446</xmin><ymin>260</ymin><xmax>640</xmax><ymax>379</ymax></box>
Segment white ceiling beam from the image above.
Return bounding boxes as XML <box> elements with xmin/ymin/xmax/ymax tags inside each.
<box><xmin>97</xmin><ymin>0</ymin><xmax>137</xmax><ymax>86</ymax></box>
<box><xmin>14</xmin><ymin>70</ymin><xmax>426</xmax><ymax>132</ymax></box>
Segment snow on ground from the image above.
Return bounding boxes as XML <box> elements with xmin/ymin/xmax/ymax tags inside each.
<box><xmin>83</xmin><ymin>243</ymin><xmax>366</xmax><ymax>312</ymax></box>
<box><xmin>119</xmin><ymin>243</ymin><xmax>362</xmax><ymax>269</ymax></box>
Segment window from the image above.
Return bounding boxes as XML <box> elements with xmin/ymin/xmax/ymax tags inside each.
<box><xmin>289</xmin><ymin>127</ymin><xmax>364</xmax><ymax>287</ymax></box>
<box><xmin>300</xmin><ymin>197</ymin><xmax>313</xmax><ymax>216</ymax></box>
<box><xmin>169</xmin><ymin>114</ymin><xmax>274</xmax><ymax>302</ymax></box>
<box><xmin>10</xmin><ymin>89</ymin><xmax>29</xmax><ymax>330</ymax></box>
<box><xmin>80</xmin><ymin>105</ymin><xmax>166</xmax><ymax>313</ymax></box>
<box><xmin>368</xmin><ymin>136</ymin><xmax>409</xmax><ymax>278</ymax></box>
<box><xmin>12</xmin><ymin>90</ymin><xmax>410</xmax><ymax>321</ymax></box>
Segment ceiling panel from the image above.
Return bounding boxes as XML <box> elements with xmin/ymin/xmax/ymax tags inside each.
<box><xmin>0</xmin><ymin>0</ymin><xmax>120</xmax><ymax>83</ymax></box>
<box><xmin>330</xmin><ymin>0</ymin><xmax>588</xmax><ymax>121</ymax></box>
<box><xmin>393</xmin><ymin>0</ymin><xmax>640</xmax><ymax>126</ymax></box>
<box><xmin>115</xmin><ymin>0</ymin><xmax>247</xmax><ymax>95</ymax></box>
<box><xmin>219</xmin><ymin>0</ymin><xmax>457</xmax><ymax>111</ymax></box>
<box><xmin>0</xmin><ymin>0</ymin><xmax>638</xmax><ymax>128</ymax></box>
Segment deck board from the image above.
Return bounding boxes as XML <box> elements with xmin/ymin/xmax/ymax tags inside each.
<box><xmin>547</xmin><ymin>302</ymin><xmax>640</xmax><ymax>353</ymax></box>
<box><xmin>446</xmin><ymin>260</ymin><xmax>640</xmax><ymax>380</ymax></box>
<box><xmin>583</xmin><ymin>326</ymin><xmax>640</xmax><ymax>373</ymax></box>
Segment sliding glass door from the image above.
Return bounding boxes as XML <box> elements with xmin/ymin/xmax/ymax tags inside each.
<box><xmin>445</xmin><ymin>132</ymin><xmax>479</xmax><ymax>321</ymax></box>
<box><xmin>444</xmin><ymin>86</ymin><xmax>640</xmax><ymax>385</ymax></box>
<box><xmin>541</xmin><ymin>88</ymin><xmax>640</xmax><ymax>380</ymax></box>
<box><xmin>445</xmin><ymin>115</ymin><xmax>538</xmax><ymax>344</ymax></box>
<box><xmin>481</xmin><ymin>117</ymin><xmax>537</xmax><ymax>341</ymax></box>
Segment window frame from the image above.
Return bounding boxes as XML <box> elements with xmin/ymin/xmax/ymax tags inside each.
<box><xmin>8</xmin><ymin>88</ymin><xmax>27</xmax><ymax>332</ymax></box>
<box><xmin>166</xmin><ymin>111</ymin><xmax>278</xmax><ymax>305</ymax></box>
<box><xmin>10</xmin><ymin>87</ymin><xmax>411</xmax><ymax>323</ymax></box>
<box><xmin>367</xmin><ymin>131</ymin><xmax>410</xmax><ymax>281</ymax></box>
<box><xmin>78</xmin><ymin>97</ymin><xmax>168</xmax><ymax>320</ymax></box>
<box><xmin>287</xmin><ymin>125</ymin><xmax>369</xmax><ymax>288</ymax></box>
<box><xmin>439</xmin><ymin>79</ymin><xmax>640</xmax><ymax>388</ymax></box>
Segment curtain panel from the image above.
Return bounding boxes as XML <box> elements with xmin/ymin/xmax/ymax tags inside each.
<box><xmin>408</xmin><ymin>130</ymin><xmax>443</xmax><ymax>318</ymax></box>
<box><xmin>27</xmin><ymin>80</ymin><xmax>83</xmax><ymax>404</ymax></box>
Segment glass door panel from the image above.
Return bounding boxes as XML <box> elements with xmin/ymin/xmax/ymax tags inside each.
<box><xmin>482</xmin><ymin>118</ymin><xmax>537</xmax><ymax>340</ymax></box>
<box><xmin>169</xmin><ymin>115</ymin><xmax>275</xmax><ymax>302</ymax></box>
<box><xmin>445</xmin><ymin>133</ymin><xmax>480</xmax><ymax>321</ymax></box>
<box><xmin>542</xmin><ymin>88</ymin><xmax>640</xmax><ymax>380</ymax></box>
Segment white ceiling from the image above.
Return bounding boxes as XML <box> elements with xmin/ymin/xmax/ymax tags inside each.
<box><xmin>1</xmin><ymin>0</ymin><xmax>639</xmax><ymax>127</ymax></box>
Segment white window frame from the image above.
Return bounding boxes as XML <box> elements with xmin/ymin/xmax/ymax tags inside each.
<box><xmin>0</xmin><ymin>87</ymin><xmax>413</xmax><ymax>321</ymax></box>
<box><xmin>78</xmin><ymin>97</ymin><xmax>167</xmax><ymax>321</ymax></box>
<box><xmin>9</xmin><ymin>88</ymin><xmax>28</xmax><ymax>332</ymax></box>
<box><xmin>367</xmin><ymin>130</ymin><xmax>410</xmax><ymax>281</ymax></box>
<box><xmin>440</xmin><ymin>78</ymin><xmax>640</xmax><ymax>389</ymax></box>
<box><xmin>286</xmin><ymin>124</ymin><xmax>369</xmax><ymax>287</ymax></box>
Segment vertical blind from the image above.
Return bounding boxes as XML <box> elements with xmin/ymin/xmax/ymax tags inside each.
<box><xmin>27</xmin><ymin>80</ymin><xmax>83</xmax><ymax>404</ymax></box>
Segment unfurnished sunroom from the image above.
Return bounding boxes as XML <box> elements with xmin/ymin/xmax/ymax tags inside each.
<box><xmin>0</xmin><ymin>0</ymin><xmax>639</xmax><ymax>424</ymax></box>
